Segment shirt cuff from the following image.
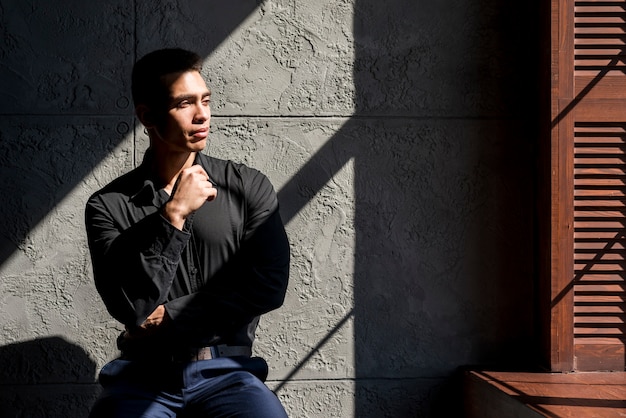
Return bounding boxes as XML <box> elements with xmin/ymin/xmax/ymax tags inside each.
<box><xmin>143</xmin><ymin>213</ymin><xmax>191</xmax><ymax>262</ymax></box>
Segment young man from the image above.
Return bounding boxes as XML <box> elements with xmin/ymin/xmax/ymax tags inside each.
<box><xmin>85</xmin><ymin>48</ymin><xmax>290</xmax><ymax>417</ymax></box>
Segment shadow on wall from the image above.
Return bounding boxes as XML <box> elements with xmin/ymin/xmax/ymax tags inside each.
<box><xmin>277</xmin><ymin>0</ymin><xmax>538</xmax><ymax>416</ymax></box>
<box><xmin>0</xmin><ymin>336</ymin><xmax>99</xmax><ymax>417</ymax></box>
<box><xmin>0</xmin><ymin>0</ymin><xmax>537</xmax><ymax>417</ymax></box>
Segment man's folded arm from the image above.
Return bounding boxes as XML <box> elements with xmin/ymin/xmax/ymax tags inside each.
<box><xmin>164</xmin><ymin>208</ymin><xmax>290</xmax><ymax>342</ymax></box>
<box><xmin>85</xmin><ymin>196</ymin><xmax>190</xmax><ymax>327</ymax></box>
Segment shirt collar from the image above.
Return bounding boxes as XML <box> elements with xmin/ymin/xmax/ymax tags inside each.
<box><xmin>129</xmin><ymin>150</ymin><xmax>206</xmax><ymax>207</ymax></box>
<box><xmin>129</xmin><ymin>150</ymin><xmax>164</xmax><ymax>206</ymax></box>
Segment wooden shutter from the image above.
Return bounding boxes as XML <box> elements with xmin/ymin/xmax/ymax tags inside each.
<box><xmin>574</xmin><ymin>124</ymin><xmax>626</xmax><ymax>370</ymax></box>
<box><xmin>573</xmin><ymin>0</ymin><xmax>626</xmax><ymax>371</ymax></box>
<box><xmin>546</xmin><ymin>0</ymin><xmax>626</xmax><ymax>371</ymax></box>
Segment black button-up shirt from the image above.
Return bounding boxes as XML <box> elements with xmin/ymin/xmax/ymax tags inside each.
<box><xmin>85</xmin><ymin>151</ymin><xmax>289</xmax><ymax>353</ymax></box>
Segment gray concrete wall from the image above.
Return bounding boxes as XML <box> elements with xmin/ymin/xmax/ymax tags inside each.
<box><xmin>0</xmin><ymin>0</ymin><xmax>538</xmax><ymax>416</ymax></box>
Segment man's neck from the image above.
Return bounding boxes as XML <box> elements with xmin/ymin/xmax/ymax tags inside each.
<box><xmin>152</xmin><ymin>150</ymin><xmax>197</xmax><ymax>194</ymax></box>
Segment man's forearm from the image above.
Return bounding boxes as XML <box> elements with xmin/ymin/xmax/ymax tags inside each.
<box><xmin>87</xmin><ymin>202</ymin><xmax>190</xmax><ymax>327</ymax></box>
<box><xmin>163</xmin><ymin>210</ymin><xmax>290</xmax><ymax>340</ymax></box>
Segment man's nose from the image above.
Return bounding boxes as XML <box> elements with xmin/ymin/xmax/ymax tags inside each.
<box><xmin>194</xmin><ymin>104</ymin><xmax>210</xmax><ymax>122</ymax></box>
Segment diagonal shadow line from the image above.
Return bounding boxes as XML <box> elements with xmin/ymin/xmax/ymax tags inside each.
<box><xmin>552</xmin><ymin>3</ymin><xmax>626</xmax><ymax>128</ymax></box>
<box><xmin>472</xmin><ymin>371</ymin><xmax>561</xmax><ymax>418</ymax></box>
<box><xmin>517</xmin><ymin>395</ymin><xmax>626</xmax><ymax>410</ymax></box>
<box><xmin>273</xmin><ymin>125</ymin><xmax>356</xmax><ymax>388</ymax></box>
<box><xmin>277</xmin><ymin>127</ymin><xmax>354</xmax><ymax>224</ymax></box>
<box><xmin>551</xmin><ymin>23</ymin><xmax>626</xmax><ymax>130</ymax></box>
<box><xmin>551</xmin><ymin>231</ymin><xmax>625</xmax><ymax>308</ymax></box>
<box><xmin>474</xmin><ymin>371</ymin><xmax>626</xmax><ymax>416</ymax></box>
<box><xmin>273</xmin><ymin>308</ymin><xmax>354</xmax><ymax>394</ymax></box>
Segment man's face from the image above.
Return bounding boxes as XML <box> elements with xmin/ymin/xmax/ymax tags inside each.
<box><xmin>152</xmin><ymin>70</ymin><xmax>211</xmax><ymax>154</ymax></box>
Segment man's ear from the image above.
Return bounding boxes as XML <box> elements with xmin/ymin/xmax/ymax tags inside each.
<box><xmin>136</xmin><ymin>104</ymin><xmax>155</xmax><ymax>128</ymax></box>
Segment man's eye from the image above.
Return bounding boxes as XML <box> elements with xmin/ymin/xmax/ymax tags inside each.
<box><xmin>178</xmin><ymin>101</ymin><xmax>190</xmax><ymax>108</ymax></box>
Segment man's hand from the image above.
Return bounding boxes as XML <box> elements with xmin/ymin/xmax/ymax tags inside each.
<box><xmin>141</xmin><ymin>304</ymin><xmax>168</xmax><ymax>328</ymax></box>
<box><xmin>123</xmin><ymin>305</ymin><xmax>170</xmax><ymax>340</ymax></box>
<box><xmin>163</xmin><ymin>165</ymin><xmax>217</xmax><ymax>229</ymax></box>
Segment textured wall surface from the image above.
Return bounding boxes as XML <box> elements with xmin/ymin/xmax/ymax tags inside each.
<box><xmin>0</xmin><ymin>0</ymin><xmax>538</xmax><ymax>416</ymax></box>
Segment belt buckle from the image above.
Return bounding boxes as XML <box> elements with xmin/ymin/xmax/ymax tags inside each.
<box><xmin>210</xmin><ymin>345</ymin><xmax>219</xmax><ymax>359</ymax></box>
<box><xmin>171</xmin><ymin>345</ymin><xmax>236</xmax><ymax>362</ymax></box>
<box><xmin>192</xmin><ymin>345</ymin><xmax>218</xmax><ymax>361</ymax></box>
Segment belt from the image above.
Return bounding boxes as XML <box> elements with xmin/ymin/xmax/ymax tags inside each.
<box><xmin>186</xmin><ymin>344</ymin><xmax>252</xmax><ymax>361</ymax></box>
<box><xmin>121</xmin><ymin>344</ymin><xmax>252</xmax><ymax>362</ymax></box>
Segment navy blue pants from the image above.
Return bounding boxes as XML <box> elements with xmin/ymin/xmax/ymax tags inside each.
<box><xmin>89</xmin><ymin>357</ymin><xmax>288</xmax><ymax>417</ymax></box>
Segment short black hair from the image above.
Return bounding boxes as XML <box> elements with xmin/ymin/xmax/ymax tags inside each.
<box><xmin>131</xmin><ymin>48</ymin><xmax>203</xmax><ymax>110</ymax></box>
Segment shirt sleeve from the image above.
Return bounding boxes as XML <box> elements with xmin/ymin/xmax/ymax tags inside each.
<box><xmin>85</xmin><ymin>194</ymin><xmax>191</xmax><ymax>327</ymax></box>
<box><xmin>164</xmin><ymin>168</ymin><xmax>290</xmax><ymax>345</ymax></box>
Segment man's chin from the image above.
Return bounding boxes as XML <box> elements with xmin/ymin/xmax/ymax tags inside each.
<box><xmin>189</xmin><ymin>139</ymin><xmax>207</xmax><ymax>150</ymax></box>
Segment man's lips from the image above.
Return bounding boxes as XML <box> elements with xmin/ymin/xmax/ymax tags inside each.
<box><xmin>191</xmin><ymin>128</ymin><xmax>209</xmax><ymax>139</ymax></box>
